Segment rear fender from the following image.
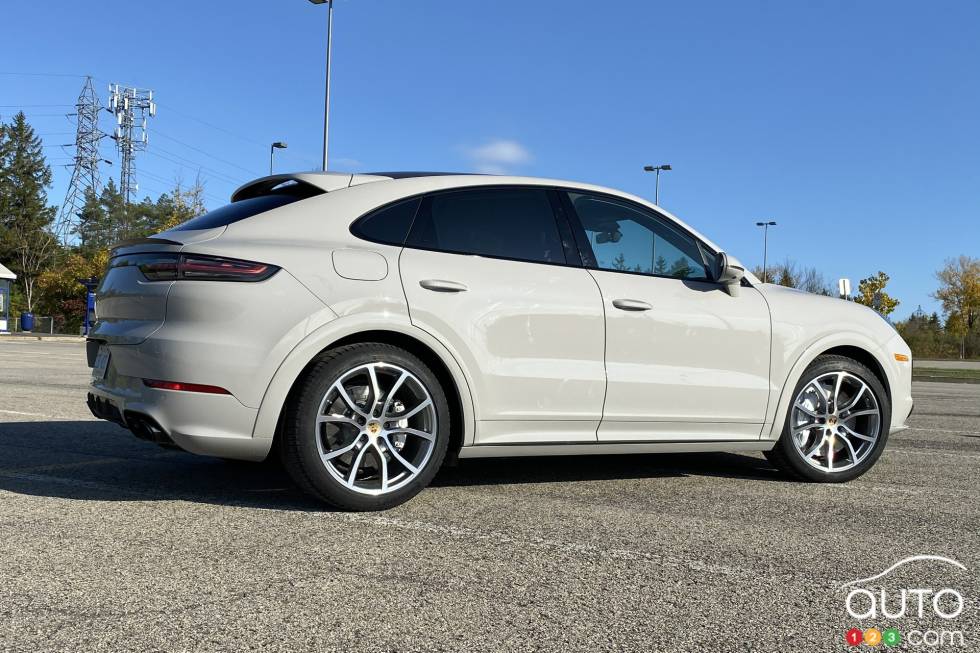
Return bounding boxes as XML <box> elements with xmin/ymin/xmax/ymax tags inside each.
<box><xmin>252</xmin><ymin>315</ymin><xmax>476</xmax><ymax>446</ymax></box>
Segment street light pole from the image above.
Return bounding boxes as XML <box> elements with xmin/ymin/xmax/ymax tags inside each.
<box><xmin>643</xmin><ymin>164</ymin><xmax>672</xmax><ymax>205</ymax></box>
<box><xmin>309</xmin><ymin>0</ymin><xmax>334</xmax><ymax>171</ymax></box>
<box><xmin>270</xmin><ymin>141</ymin><xmax>288</xmax><ymax>175</ymax></box>
<box><xmin>755</xmin><ymin>221</ymin><xmax>777</xmax><ymax>283</ymax></box>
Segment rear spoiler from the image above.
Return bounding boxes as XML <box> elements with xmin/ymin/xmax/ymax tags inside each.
<box><xmin>230</xmin><ymin>172</ymin><xmax>392</xmax><ymax>202</ymax></box>
<box><xmin>109</xmin><ymin>236</ymin><xmax>183</xmax><ymax>252</ymax></box>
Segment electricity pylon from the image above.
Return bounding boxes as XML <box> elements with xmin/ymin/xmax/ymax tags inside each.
<box><xmin>54</xmin><ymin>76</ymin><xmax>104</xmax><ymax>243</ymax></box>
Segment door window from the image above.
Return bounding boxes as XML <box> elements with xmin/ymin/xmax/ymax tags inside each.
<box><xmin>567</xmin><ymin>192</ymin><xmax>709</xmax><ymax>280</ymax></box>
<box><xmin>408</xmin><ymin>188</ymin><xmax>566</xmax><ymax>264</ymax></box>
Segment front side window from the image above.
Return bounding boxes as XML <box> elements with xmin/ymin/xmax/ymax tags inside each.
<box><xmin>407</xmin><ymin>188</ymin><xmax>565</xmax><ymax>264</ymax></box>
<box><xmin>567</xmin><ymin>192</ymin><xmax>709</xmax><ymax>280</ymax></box>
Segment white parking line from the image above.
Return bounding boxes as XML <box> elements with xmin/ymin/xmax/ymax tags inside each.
<box><xmin>0</xmin><ymin>408</ymin><xmax>53</xmax><ymax>418</ymax></box>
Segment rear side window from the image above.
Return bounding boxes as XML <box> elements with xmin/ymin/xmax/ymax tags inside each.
<box><xmin>350</xmin><ymin>197</ymin><xmax>421</xmax><ymax>245</ymax></box>
<box><xmin>171</xmin><ymin>185</ymin><xmax>320</xmax><ymax>232</ymax></box>
<box><xmin>407</xmin><ymin>188</ymin><xmax>565</xmax><ymax>264</ymax></box>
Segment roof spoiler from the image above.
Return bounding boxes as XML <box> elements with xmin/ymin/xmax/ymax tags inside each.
<box><xmin>110</xmin><ymin>236</ymin><xmax>183</xmax><ymax>251</ymax></box>
<box><xmin>230</xmin><ymin>172</ymin><xmax>392</xmax><ymax>202</ymax></box>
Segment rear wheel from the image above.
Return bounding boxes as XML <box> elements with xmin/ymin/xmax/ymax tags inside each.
<box><xmin>280</xmin><ymin>343</ymin><xmax>450</xmax><ymax>510</ymax></box>
<box><xmin>765</xmin><ymin>354</ymin><xmax>890</xmax><ymax>482</ymax></box>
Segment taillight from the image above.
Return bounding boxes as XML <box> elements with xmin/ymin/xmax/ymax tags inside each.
<box><xmin>117</xmin><ymin>253</ymin><xmax>279</xmax><ymax>282</ymax></box>
<box><xmin>179</xmin><ymin>255</ymin><xmax>276</xmax><ymax>281</ymax></box>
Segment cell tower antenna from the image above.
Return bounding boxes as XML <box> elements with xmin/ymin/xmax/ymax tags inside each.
<box><xmin>108</xmin><ymin>83</ymin><xmax>156</xmax><ymax>207</ymax></box>
<box><xmin>54</xmin><ymin>75</ymin><xmax>104</xmax><ymax>244</ymax></box>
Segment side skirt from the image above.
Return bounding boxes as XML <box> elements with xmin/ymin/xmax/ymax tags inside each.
<box><xmin>458</xmin><ymin>440</ymin><xmax>776</xmax><ymax>459</ymax></box>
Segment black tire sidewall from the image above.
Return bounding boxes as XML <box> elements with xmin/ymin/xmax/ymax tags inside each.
<box><xmin>776</xmin><ymin>355</ymin><xmax>891</xmax><ymax>483</ymax></box>
<box><xmin>285</xmin><ymin>344</ymin><xmax>450</xmax><ymax>510</ymax></box>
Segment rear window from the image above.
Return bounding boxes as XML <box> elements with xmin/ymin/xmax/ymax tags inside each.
<box><xmin>407</xmin><ymin>188</ymin><xmax>565</xmax><ymax>264</ymax></box>
<box><xmin>350</xmin><ymin>197</ymin><xmax>421</xmax><ymax>245</ymax></box>
<box><xmin>171</xmin><ymin>185</ymin><xmax>320</xmax><ymax>232</ymax></box>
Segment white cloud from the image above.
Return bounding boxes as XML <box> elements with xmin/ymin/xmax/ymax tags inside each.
<box><xmin>464</xmin><ymin>139</ymin><xmax>532</xmax><ymax>175</ymax></box>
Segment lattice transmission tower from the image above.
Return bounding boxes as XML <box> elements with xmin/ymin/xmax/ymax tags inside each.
<box><xmin>54</xmin><ymin>76</ymin><xmax>105</xmax><ymax>243</ymax></box>
<box><xmin>108</xmin><ymin>83</ymin><xmax>156</xmax><ymax>206</ymax></box>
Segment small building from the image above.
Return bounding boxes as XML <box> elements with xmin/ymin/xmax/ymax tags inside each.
<box><xmin>0</xmin><ymin>262</ymin><xmax>15</xmax><ymax>333</ymax></box>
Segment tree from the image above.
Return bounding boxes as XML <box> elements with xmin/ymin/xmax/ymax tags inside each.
<box><xmin>74</xmin><ymin>187</ymin><xmax>110</xmax><ymax>255</ymax></box>
<box><xmin>933</xmin><ymin>256</ymin><xmax>980</xmax><ymax>359</ymax></box>
<box><xmin>0</xmin><ymin>112</ymin><xmax>58</xmax><ymax>313</ymax></box>
<box><xmin>854</xmin><ymin>271</ymin><xmax>899</xmax><ymax>318</ymax></box>
<box><xmin>749</xmin><ymin>258</ymin><xmax>832</xmax><ymax>295</ymax></box>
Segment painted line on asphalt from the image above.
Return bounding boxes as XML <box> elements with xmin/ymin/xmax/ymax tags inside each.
<box><xmin>0</xmin><ymin>409</ymin><xmax>55</xmax><ymax>418</ymax></box>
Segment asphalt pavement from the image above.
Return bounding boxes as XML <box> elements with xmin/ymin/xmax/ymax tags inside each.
<box><xmin>1</xmin><ymin>339</ymin><xmax>978</xmax><ymax>652</ymax></box>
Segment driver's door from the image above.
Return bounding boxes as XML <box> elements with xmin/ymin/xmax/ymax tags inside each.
<box><xmin>563</xmin><ymin>191</ymin><xmax>772</xmax><ymax>441</ymax></box>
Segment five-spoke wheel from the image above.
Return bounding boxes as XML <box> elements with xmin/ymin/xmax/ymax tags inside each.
<box><xmin>766</xmin><ymin>355</ymin><xmax>891</xmax><ymax>482</ymax></box>
<box><xmin>315</xmin><ymin>362</ymin><xmax>437</xmax><ymax>495</ymax></box>
<box><xmin>280</xmin><ymin>343</ymin><xmax>450</xmax><ymax>510</ymax></box>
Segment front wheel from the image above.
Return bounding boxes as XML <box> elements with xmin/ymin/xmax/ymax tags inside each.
<box><xmin>765</xmin><ymin>354</ymin><xmax>890</xmax><ymax>482</ymax></box>
<box><xmin>280</xmin><ymin>343</ymin><xmax>450</xmax><ymax>510</ymax></box>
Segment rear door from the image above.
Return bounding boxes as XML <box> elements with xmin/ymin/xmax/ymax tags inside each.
<box><xmin>399</xmin><ymin>186</ymin><xmax>606</xmax><ymax>444</ymax></box>
<box><xmin>562</xmin><ymin>190</ymin><xmax>772</xmax><ymax>442</ymax></box>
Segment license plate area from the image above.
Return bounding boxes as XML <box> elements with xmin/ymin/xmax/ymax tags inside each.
<box><xmin>92</xmin><ymin>345</ymin><xmax>110</xmax><ymax>380</ymax></box>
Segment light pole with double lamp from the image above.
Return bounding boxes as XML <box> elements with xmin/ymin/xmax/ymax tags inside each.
<box><xmin>643</xmin><ymin>164</ymin><xmax>672</xmax><ymax>205</ymax></box>
<box><xmin>308</xmin><ymin>0</ymin><xmax>334</xmax><ymax>171</ymax></box>
<box><xmin>755</xmin><ymin>221</ymin><xmax>777</xmax><ymax>283</ymax></box>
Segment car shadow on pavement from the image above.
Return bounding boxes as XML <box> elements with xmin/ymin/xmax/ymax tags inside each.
<box><xmin>434</xmin><ymin>451</ymin><xmax>784</xmax><ymax>487</ymax></box>
<box><xmin>0</xmin><ymin>420</ymin><xmax>787</xmax><ymax>511</ymax></box>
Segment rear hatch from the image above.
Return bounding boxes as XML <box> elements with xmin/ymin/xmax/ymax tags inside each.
<box><xmin>90</xmin><ymin>229</ymin><xmax>224</xmax><ymax>346</ymax></box>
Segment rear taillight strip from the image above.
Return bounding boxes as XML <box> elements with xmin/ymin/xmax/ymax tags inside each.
<box><xmin>125</xmin><ymin>253</ymin><xmax>279</xmax><ymax>282</ymax></box>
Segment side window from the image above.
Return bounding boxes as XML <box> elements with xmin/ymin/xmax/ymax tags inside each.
<box><xmin>567</xmin><ymin>192</ymin><xmax>709</xmax><ymax>280</ymax></box>
<box><xmin>350</xmin><ymin>197</ymin><xmax>421</xmax><ymax>245</ymax></box>
<box><xmin>407</xmin><ymin>188</ymin><xmax>565</xmax><ymax>264</ymax></box>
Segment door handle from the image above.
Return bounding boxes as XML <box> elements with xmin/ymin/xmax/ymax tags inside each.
<box><xmin>612</xmin><ymin>298</ymin><xmax>652</xmax><ymax>311</ymax></box>
<box><xmin>419</xmin><ymin>279</ymin><xmax>468</xmax><ymax>293</ymax></box>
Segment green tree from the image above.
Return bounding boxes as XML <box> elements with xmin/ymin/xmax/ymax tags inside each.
<box><xmin>0</xmin><ymin>112</ymin><xmax>58</xmax><ymax>312</ymax></box>
<box><xmin>854</xmin><ymin>271</ymin><xmax>900</xmax><ymax>318</ymax></box>
<box><xmin>933</xmin><ymin>256</ymin><xmax>980</xmax><ymax>359</ymax></box>
<box><xmin>74</xmin><ymin>187</ymin><xmax>111</xmax><ymax>255</ymax></box>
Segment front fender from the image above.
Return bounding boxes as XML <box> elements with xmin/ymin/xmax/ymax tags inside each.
<box><xmin>763</xmin><ymin>331</ymin><xmax>901</xmax><ymax>441</ymax></box>
<box><xmin>251</xmin><ymin>314</ymin><xmax>477</xmax><ymax>447</ymax></box>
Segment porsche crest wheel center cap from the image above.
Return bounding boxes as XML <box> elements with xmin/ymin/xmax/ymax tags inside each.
<box><xmin>366</xmin><ymin>421</ymin><xmax>382</xmax><ymax>436</ymax></box>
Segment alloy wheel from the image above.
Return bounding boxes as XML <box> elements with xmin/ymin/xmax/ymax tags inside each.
<box><xmin>314</xmin><ymin>362</ymin><xmax>437</xmax><ymax>495</ymax></box>
<box><xmin>790</xmin><ymin>371</ymin><xmax>881</xmax><ymax>473</ymax></box>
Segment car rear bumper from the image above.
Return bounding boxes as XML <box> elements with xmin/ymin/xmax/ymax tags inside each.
<box><xmin>88</xmin><ymin>353</ymin><xmax>272</xmax><ymax>461</ymax></box>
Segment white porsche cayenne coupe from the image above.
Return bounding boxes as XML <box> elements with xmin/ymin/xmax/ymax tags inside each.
<box><xmin>87</xmin><ymin>171</ymin><xmax>913</xmax><ymax>510</ymax></box>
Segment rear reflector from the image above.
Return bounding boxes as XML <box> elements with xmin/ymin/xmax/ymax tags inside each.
<box><xmin>143</xmin><ymin>379</ymin><xmax>231</xmax><ymax>395</ymax></box>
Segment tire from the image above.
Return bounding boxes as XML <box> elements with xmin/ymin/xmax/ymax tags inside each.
<box><xmin>765</xmin><ymin>354</ymin><xmax>890</xmax><ymax>483</ymax></box>
<box><xmin>280</xmin><ymin>343</ymin><xmax>450</xmax><ymax>510</ymax></box>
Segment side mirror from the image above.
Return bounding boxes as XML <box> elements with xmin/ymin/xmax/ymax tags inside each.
<box><xmin>714</xmin><ymin>252</ymin><xmax>745</xmax><ymax>297</ymax></box>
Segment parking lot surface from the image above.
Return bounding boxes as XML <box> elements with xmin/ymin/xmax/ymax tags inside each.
<box><xmin>1</xmin><ymin>339</ymin><xmax>978</xmax><ymax>652</ymax></box>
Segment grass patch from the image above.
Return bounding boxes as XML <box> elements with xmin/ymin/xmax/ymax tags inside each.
<box><xmin>913</xmin><ymin>367</ymin><xmax>980</xmax><ymax>383</ymax></box>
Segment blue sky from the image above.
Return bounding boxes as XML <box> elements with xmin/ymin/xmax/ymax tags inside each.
<box><xmin>2</xmin><ymin>0</ymin><xmax>978</xmax><ymax>317</ymax></box>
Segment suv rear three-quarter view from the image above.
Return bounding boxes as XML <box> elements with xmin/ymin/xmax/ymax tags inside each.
<box><xmin>87</xmin><ymin>171</ymin><xmax>914</xmax><ymax>511</ymax></box>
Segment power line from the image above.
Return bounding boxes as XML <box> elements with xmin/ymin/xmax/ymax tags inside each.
<box><xmin>0</xmin><ymin>104</ymin><xmax>75</xmax><ymax>108</ymax></box>
<box><xmin>146</xmin><ymin>145</ymin><xmax>244</xmax><ymax>185</ymax></box>
<box><xmin>148</xmin><ymin>127</ymin><xmax>261</xmax><ymax>176</ymax></box>
<box><xmin>0</xmin><ymin>72</ymin><xmax>87</xmax><ymax>78</ymax></box>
